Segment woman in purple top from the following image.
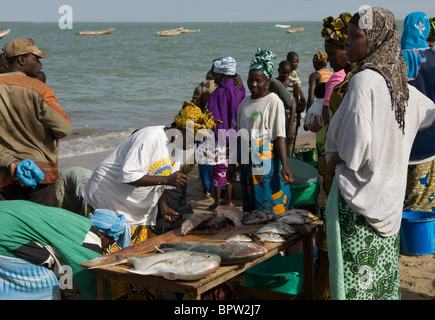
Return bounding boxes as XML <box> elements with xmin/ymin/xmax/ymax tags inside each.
<box><xmin>206</xmin><ymin>57</ymin><xmax>246</xmax><ymax>209</ymax></box>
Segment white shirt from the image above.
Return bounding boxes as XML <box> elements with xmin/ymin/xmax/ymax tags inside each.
<box><xmin>237</xmin><ymin>92</ymin><xmax>287</xmax><ymax>141</ymax></box>
<box><xmin>83</xmin><ymin>126</ymin><xmax>180</xmax><ymax>227</ymax></box>
<box><xmin>326</xmin><ymin>70</ymin><xmax>435</xmax><ymax>236</ymax></box>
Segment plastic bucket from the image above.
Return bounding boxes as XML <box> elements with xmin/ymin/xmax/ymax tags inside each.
<box><xmin>243</xmin><ymin>253</ymin><xmax>304</xmax><ymax>295</ymax></box>
<box><xmin>294</xmin><ymin>148</ymin><xmax>317</xmax><ymax>163</ymax></box>
<box><xmin>291</xmin><ymin>181</ymin><xmax>317</xmax><ymax>206</ymax></box>
<box><xmin>399</xmin><ymin>211</ymin><xmax>435</xmax><ymax>255</ymax></box>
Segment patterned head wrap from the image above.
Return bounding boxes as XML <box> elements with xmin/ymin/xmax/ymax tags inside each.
<box><xmin>353</xmin><ymin>7</ymin><xmax>409</xmax><ymax>132</ymax></box>
<box><xmin>401</xmin><ymin>12</ymin><xmax>430</xmax><ymax>80</ymax></box>
<box><xmin>313</xmin><ymin>51</ymin><xmax>328</xmax><ymax>67</ymax></box>
<box><xmin>174</xmin><ymin>101</ymin><xmax>222</xmax><ymax>133</ymax></box>
<box><xmin>429</xmin><ymin>17</ymin><xmax>435</xmax><ymax>38</ymax></box>
<box><xmin>249</xmin><ymin>48</ymin><xmax>276</xmax><ymax>78</ymax></box>
<box><xmin>321</xmin><ymin>12</ymin><xmax>353</xmax><ymax>47</ymax></box>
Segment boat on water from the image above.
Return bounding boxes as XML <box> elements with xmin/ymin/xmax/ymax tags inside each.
<box><xmin>275</xmin><ymin>24</ymin><xmax>291</xmax><ymax>28</ymax></box>
<box><xmin>76</xmin><ymin>27</ymin><xmax>114</xmax><ymax>36</ymax></box>
<box><xmin>156</xmin><ymin>27</ymin><xmax>200</xmax><ymax>36</ymax></box>
<box><xmin>287</xmin><ymin>27</ymin><xmax>304</xmax><ymax>34</ymax></box>
<box><xmin>0</xmin><ymin>29</ymin><xmax>11</xmax><ymax>39</ymax></box>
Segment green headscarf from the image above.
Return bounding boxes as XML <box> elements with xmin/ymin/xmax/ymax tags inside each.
<box><xmin>321</xmin><ymin>12</ymin><xmax>353</xmax><ymax>47</ymax></box>
<box><xmin>429</xmin><ymin>17</ymin><xmax>435</xmax><ymax>39</ymax></box>
<box><xmin>249</xmin><ymin>48</ymin><xmax>276</xmax><ymax>78</ymax></box>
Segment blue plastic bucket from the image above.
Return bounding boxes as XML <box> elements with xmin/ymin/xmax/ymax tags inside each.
<box><xmin>399</xmin><ymin>211</ymin><xmax>435</xmax><ymax>255</ymax></box>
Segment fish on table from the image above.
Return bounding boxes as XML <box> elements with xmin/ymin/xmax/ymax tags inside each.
<box><xmin>180</xmin><ymin>213</ymin><xmax>215</xmax><ymax>236</ymax></box>
<box><xmin>241</xmin><ymin>210</ymin><xmax>276</xmax><ymax>225</ymax></box>
<box><xmin>158</xmin><ymin>240</ymin><xmax>268</xmax><ymax>265</ymax></box>
<box><xmin>190</xmin><ymin>216</ymin><xmax>231</xmax><ymax>235</ymax></box>
<box><xmin>256</xmin><ymin>222</ymin><xmax>296</xmax><ymax>236</ymax></box>
<box><xmin>212</xmin><ymin>205</ymin><xmax>245</xmax><ymax>229</ymax></box>
<box><xmin>122</xmin><ymin>250</ymin><xmax>221</xmax><ymax>281</ymax></box>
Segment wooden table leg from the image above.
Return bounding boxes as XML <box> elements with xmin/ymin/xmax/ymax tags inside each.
<box><xmin>302</xmin><ymin>231</ymin><xmax>315</xmax><ymax>300</ymax></box>
<box><xmin>96</xmin><ymin>278</ymin><xmax>107</xmax><ymax>300</ymax></box>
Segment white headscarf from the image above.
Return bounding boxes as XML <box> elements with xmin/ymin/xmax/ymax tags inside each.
<box><xmin>213</xmin><ymin>57</ymin><xmax>236</xmax><ymax>75</ymax></box>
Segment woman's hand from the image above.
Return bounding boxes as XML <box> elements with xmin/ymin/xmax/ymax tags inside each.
<box><xmin>166</xmin><ymin>171</ymin><xmax>187</xmax><ymax>188</ymax></box>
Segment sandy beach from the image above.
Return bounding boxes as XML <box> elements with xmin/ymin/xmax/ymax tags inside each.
<box><xmin>59</xmin><ymin>130</ymin><xmax>435</xmax><ymax>300</ymax></box>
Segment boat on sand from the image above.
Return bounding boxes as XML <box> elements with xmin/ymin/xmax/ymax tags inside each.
<box><xmin>287</xmin><ymin>27</ymin><xmax>304</xmax><ymax>34</ymax></box>
<box><xmin>76</xmin><ymin>27</ymin><xmax>114</xmax><ymax>36</ymax></box>
<box><xmin>0</xmin><ymin>29</ymin><xmax>11</xmax><ymax>39</ymax></box>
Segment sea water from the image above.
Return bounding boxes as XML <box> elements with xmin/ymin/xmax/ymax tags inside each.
<box><xmin>0</xmin><ymin>21</ymin><xmax>352</xmax><ymax>158</ymax></box>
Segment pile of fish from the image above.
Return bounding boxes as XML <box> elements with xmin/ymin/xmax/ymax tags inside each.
<box><xmin>227</xmin><ymin>208</ymin><xmax>320</xmax><ymax>243</ymax></box>
<box><xmin>158</xmin><ymin>240</ymin><xmax>268</xmax><ymax>265</ymax></box>
<box><xmin>180</xmin><ymin>206</ymin><xmax>276</xmax><ymax>236</ymax></box>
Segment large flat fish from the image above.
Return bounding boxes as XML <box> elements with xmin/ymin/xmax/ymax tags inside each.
<box><xmin>242</xmin><ymin>210</ymin><xmax>276</xmax><ymax>225</ymax></box>
<box><xmin>123</xmin><ymin>250</ymin><xmax>221</xmax><ymax>281</ymax></box>
<box><xmin>212</xmin><ymin>206</ymin><xmax>245</xmax><ymax>229</ymax></box>
<box><xmin>158</xmin><ymin>240</ymin><xmax>267</xmax><ymax>265</ymax></box>
<box><xmin>190</xmin><ymin>216</ymin><xmax>230</xmax><ymax>235</ymax></box>
<box><xmin>181</xmin><ymin>213</ymin><xmax>214</xmax><ymax>236</ymax></box>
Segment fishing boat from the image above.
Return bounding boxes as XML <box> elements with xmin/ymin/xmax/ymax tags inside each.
<box><xmin>75</xmin><ymin>27</ymin><xmax>114</xmax><ymax>36</ymax></box>
<box><xmin>156</xmin><ymin>27</ymin><xmax>200</xmax><ymax>36</ymax></box>
<box><xmin>275</xmin><ymin>24</ymin><xmax>291</xmax><ymax>28</ymax></box>
<box><xmin>0</xmin><ymin>29</ymin><xmax>11</xmax><ymax>39</ymax></box>
<box><xmin>287</xmin><ymin>27</ymin><xmax>304</xmax><ymax>34</ymax></box>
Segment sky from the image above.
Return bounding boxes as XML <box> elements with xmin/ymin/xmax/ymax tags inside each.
<box><xmin>0</xmin><ymin>0</ymin><xmax>433</xmax><ymax>23</ymax></box>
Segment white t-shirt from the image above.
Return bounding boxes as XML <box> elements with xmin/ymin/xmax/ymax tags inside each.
<box><xmin>237</xmin><ymin>92</ymin><xmax>287</xmax><ymax>141</ymax></box>
<box><xmin>326</xmin><ymin>70</ymin><xmax>435</xmax><ymax>236</ymax></box>
<box><xmin>83</xmin><ymin>126</ymin><xmax>180</xmax><ymax>227</ymax></box>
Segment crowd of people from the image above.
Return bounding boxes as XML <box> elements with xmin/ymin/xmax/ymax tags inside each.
<box><xmin>0</xmin><ymin>7</ymin><xmax>434</xmax><ymax>300</ymax></box>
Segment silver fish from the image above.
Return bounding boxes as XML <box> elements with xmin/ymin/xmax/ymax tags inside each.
<box><xmin>242</xmin><ymin>210</ymin><xmax>276</xmax><ymax>225</ymax></box>
<box><xmin>213</xmin><ymin>206</ymin><xmax>245</xmax><ymax>229</ymax></box>
<box><xmin>255</xmin><ymin>232</ymin><xmax>289</xmax><ymax>243</ymax></box>
<box><xmin>226</xmin><ymin>233</ymin><xmax>262</xmax><ymax>243</ymax></box>
<box><xmin>123</xmin><ymin>250</ymin><xmax>221</xmax><ymax>280</ymax></box>
<box><xmin>158</xmin><ymin>240</ymin><xmax>267</xmax><ymax>265</ymax></box>
<box><xmin>280</xmin><ymin>209</ymin><xmax>319</xmax><ymax>223</ymax></box>
<box><xmin>276</xmin><ymin>214</ymin><xmax>306</xmax><ymax>225</ymax></box>
<box><xmin>180</xmin><ymin>213</ymin><xmax>214</xmax><ymax>236</ymax></box>
<box><xmin>256</xmin><ymin>222</ymin><xmax>296</xmax><ymax>236</ymax></box>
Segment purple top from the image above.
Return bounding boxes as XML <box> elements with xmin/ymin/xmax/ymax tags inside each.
<box><xmin>206</xmin><ymin>78</ymin><xmax>246</xmax><ymax>142</ymax></box>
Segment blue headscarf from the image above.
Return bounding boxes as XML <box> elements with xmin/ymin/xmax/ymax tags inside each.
<box><xmin>401</xmin><ymin>12</ymin><xmax>430</xmax><ymax>80</ymax></box>
<box><xmin>89</xmin><ymin>209</ymin><xmax>131</xmax><ymax>248</ymax></box>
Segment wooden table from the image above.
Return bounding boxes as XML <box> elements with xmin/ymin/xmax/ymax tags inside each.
<box><xmin>82</xmin><ymin>221</ymin><xmax>322</xmax><ymax>300</ymax></box>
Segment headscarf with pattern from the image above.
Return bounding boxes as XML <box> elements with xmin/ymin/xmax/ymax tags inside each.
<box><xmin>321</xmin><ymin>12</ymin><xmax>353</xmax><ymax>47</ymax></box>
<box><xmin>313</xmin><ymin>51</ymin><xmax>328</xmax><ymax>67</ymax></box>
<box><xmin>352</xmin><ymin>7</ymin><xmax>409</xmax><ymax>133</ymax></box>
<box><xmin>249</xmin><ymin>48</ymin><xmax>276</xmax><ymax>78</ymax></box>
<box><xmin>401</xmin><ymin>12</ymin><xmax>430</xmax><ymax>80</ymax></box>
<box><xmin>174</xmin><ymin>101</ymin><xmax>222</xmax><ymax>134</ymax></box>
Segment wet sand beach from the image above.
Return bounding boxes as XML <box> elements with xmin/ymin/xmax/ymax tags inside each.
<box><xmin>58</xmin><ymin>130</ymin><xmax>435</xmax><ymax>300</ymax></box>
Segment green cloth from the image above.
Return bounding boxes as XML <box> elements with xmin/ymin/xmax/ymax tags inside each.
<box><xmin>324</xmin><ymin>178</ymin><xmax>345</xmax><ymax>300</ymax></box>
<box><xmin>0</xmin><ymin>200</ymin><xmax>102</xmax><ymax>300</ymax></box>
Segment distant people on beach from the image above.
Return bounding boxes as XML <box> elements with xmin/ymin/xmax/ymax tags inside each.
<box><xmin>0</xmin><ymin>38</ymin><xmax>71</xmax><ymax>207</ymax></box>
<box><xmin>227</xmin><ymin>48</ymin><xmax>292</xmax><ymax>215</ymax></box>
<box><xmin>325</xmin><ymin>7</ymin><xmax>435</xmax><ymax>300</ymax></box>
<box><xmin>401</xmin><ymin>12</ymin><xmax>435</xmax><ymax>213</ymax></box>
<box><xmin>206</xmin><ymin>57</ymin><xmax>246</xmax><ymax>209</ymax></box>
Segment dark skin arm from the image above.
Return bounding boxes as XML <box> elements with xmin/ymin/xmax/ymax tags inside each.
<box><xmin>275</xmin><ymin>136</ymin><xmax>293</xmax><ymax>184</ymax></box>
<box><xmin>128</xmin><ymin>171</ymin><xmax>187</xmax><ymax>223</ymax></box>
<box><xmin>307</xmin><ymin>71</ymin><xmax>321</xmax><ymax>109</ymax></box>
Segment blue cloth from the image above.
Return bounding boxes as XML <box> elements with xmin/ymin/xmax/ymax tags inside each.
<box><xmin>15</xmin><ymin>159</ymin><xmax>44</xmax><ymax>189</ymax></box>
<box><xmin>213</xmin><ymin>57</ymin><xmax>236</xmax><ymax>75</ymax></box>
<box><xmin>89</xmin><ymin>209</ymin><xmax>131</xmax><ymax>248</ymax></box>
<box><xmin>0</xmin><ymin>255</ymin><xmax>60</xmax><ymax>300</ymax></box>
<box><xmin>401</xmin><ymin>12</ymin><xmax>430</xmax><ymax>80</ymax></box>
